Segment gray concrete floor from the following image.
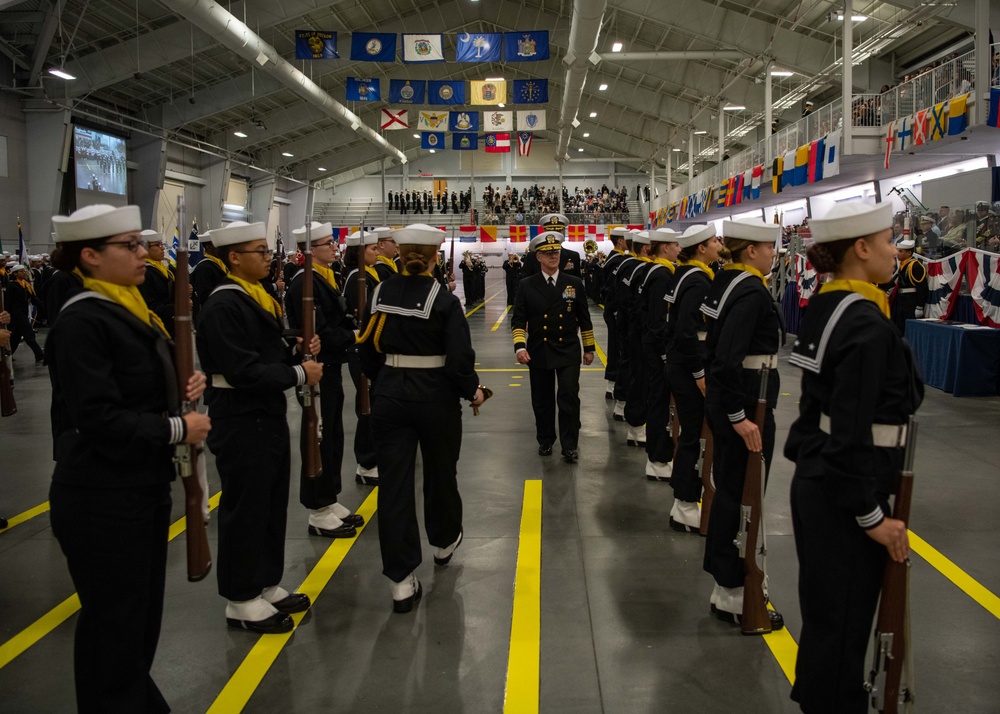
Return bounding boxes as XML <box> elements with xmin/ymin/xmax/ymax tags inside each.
<box><xmin>1</xmin><ymin>271</ymin><xmax>998</xmax><ymax>713</ymax></box>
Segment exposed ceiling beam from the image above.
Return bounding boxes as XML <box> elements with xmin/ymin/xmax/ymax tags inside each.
<box><xmin>28</xmin><ymin>0</ymin><xmax>60</xmax><ymax>86</ymax></box>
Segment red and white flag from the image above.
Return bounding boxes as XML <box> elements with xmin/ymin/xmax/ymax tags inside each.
<box><xmin>517</xmin><ymin>131</ymin><xmax>532</xmax><ymax>157</ymax></box>
<box><xmin>883</xmin><ymin>120</ymin><xmax>895</xmax><ymax>169</ymax></box>
<box><xmin>380</xmin><ymin>108</ymin><xmax>409</xmax><ymax>130</ymax></box>
<box><xmin>485</xmin><ymin>133</ymin><xmax>510</xmax><ymax>153</ymax></box>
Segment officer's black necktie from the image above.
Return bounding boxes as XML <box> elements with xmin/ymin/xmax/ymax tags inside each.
<box><xmin>547</xmin><ymin>276</ymin><xmax>554</xmax><ymax>287</ymax></box>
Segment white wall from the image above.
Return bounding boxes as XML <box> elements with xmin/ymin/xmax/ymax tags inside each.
<box><xmin>0</xmin><ymin>94</ymin><xmax>30</xmax><ymax>248</ymax></box>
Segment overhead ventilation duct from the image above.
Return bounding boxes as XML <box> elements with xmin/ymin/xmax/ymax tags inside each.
<box><xmin>556</xmin><ymin>0</ymin><xmax>608</xmax><ymax>160</ymax></box>
<box><xmin>600</xmin><ymin>50</ymin><xmax>746</xmax><ymax>61</ymax></box>
<box><xmin>166</xmin><ymin>0</ymin><xmax>406</xmax><ymax>166</ymax></box>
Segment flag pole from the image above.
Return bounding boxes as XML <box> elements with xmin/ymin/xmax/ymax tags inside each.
<box><xmin>470</xmin><ymin>150</ymin><xmax>476</xmax><ymax>226</ymax></box>
<box><xmin>381</xmin><ymin>158</ymin><xmax>387</xmax><ymax>226</ymax></box>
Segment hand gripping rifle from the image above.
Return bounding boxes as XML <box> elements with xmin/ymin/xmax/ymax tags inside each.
<box><xmin>866</xmin><ymin>417</ymin><xmax>918</xmax><ymax>713</ymax></box>
<box><xmin>299</xmin><ymin>216</ymin><xmax>323</xmax><ymax>479</ymax></box>
<box><xmin>357</xmin><ymin>225</ymin><xmax>371</xmax><ymax>417</ymax></box>
<box><xmin>698</xmin><ymin>420</ymin><xmax>715</xmax><ymax>535</ymax></box>
<box><xmin>0</xmin><ymin>284</ymin><xmax>15</xmax><ymax>417</ymax></box>
<box><xmin>173</xmin><ymin>196</ymin><xmax>211</xmax><ymax>582</ymax></box>
<box><xmin>734</xmin><ymin>367</ymin><xmax>771</xmax><ymax>634</ymax></box>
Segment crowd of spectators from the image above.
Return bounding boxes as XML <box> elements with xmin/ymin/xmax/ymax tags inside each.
<box><xmin>898</xmin><ymin>202</ymin><xmax>1000</xmax><ymax>256</ymax></box>
<box><xmin>480</xmin><ymin>183</ymin><xmax>633</xmax><ymax>225</ymax></box>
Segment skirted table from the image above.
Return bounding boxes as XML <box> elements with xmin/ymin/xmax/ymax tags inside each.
<box><xmin>905</xmin><ymin>319</ymin><xmax>1000</xmax><ymax>397</ymax></box>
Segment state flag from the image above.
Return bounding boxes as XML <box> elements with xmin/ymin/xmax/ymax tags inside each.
<box><xmin>483</xmin><ymin>110</ymin><xmax>513</xmax><ymax>132</ymax></box>
<box><xmin>517</xmin><ymin>131</ymin><xmax>533</xmax><ymax>156</ymax></box>
<box><xmin>389</xmin><ymin>79</ymin><xmax>426</xmax><ymax>105</ymax></box>
<box><xmin>513</xmin><ymin>79</ymin><xmax>548</xmax><ymax>104</ymax></box>
<box><xmin>824</xmin><ymin>130</ymin><xmax>841</xmax><ymax>178</ymax></box>
<box><xmin>350</xmin><ymin>32</ymin><xmax>396</xmax><ymax>62</ymax></box>
<box><xmin>380</xmin><ymin>108</ymin><xmax>409</xmax><ymax>130</ymax></box>
<box><xmin>567</xmin><ymin>226</ymin><xmax>585</xmax><ymax>242</ymax></box>
<box><xmin>428</xmin><ymin>80</ymin><xmax>465</xmax><ymax>106</ymax></box>
<box><xmin>947</xmin><ymin>93</ymin><xmax>969</xmax><ymax>135</ymax></box>
<box><xmin>417</xmin><ymin>111</ymin><xmax>449</xmax><ymax>132</ymax></box>
<box><xmin>295</xmin><ymin>31</ymin><xmax>338</xmax><ymax>60</ymax></box>
<box><xmin>485</xmin><ymin>133</ymin><xmax>511</xmax><ymax>153</ymax></box>
<box><xmin>480</xmin><ymin>226</ymin><xmax>498</xmax><ymax>242</ymax></box>
<box><xmin>452</xmin><ymin>133</ymin><xmax>478</xmax><ymax>150</ymax></box>
<box><xmin>346</xmin><ymin>77</ymin><xmax>379</xmax><ymax>102</ymax></box>
<box><xmin>449</xmin><ymin>111</ymin><xmax>478</xmax><ymax>132</ymax></box>
<box><xmin>455</xmin><ymin>32</ymin><xmax>501</xmax><ymax>63</ymax></box>
<box><xmin>989</xmin><ymin>88</ymin><xmax>1000</xmax><ymax>129</ymax></box>
<box><xmin>421</xmin><ymin>132</ymin><xmax>445</xmax><ymax>150</ymax></box>
<box><xmin>517</xmin><ymin>110</ymin><xmax>546</xmax><ymax>132</ymax></box>
<box><xmin>509</xmin><ymin>225</ymin><xmax>528</xmax><ymax>243</ymax></box>
<box><xmin>504</xmin><ymin>31</ymin><xmax>549</xmax><ymax>61</ymax></box>
<box><xmin>459</xmin><ymin>226</ymin><xmax>477</xmax><ymax>242</ymax></box>
<box><xmin>403</xmin><ymin>34</ymin><xmax>444</xmax><ymax>63</ymax></box>
<box><xmin>470</xmin><ymin>80</ymin><xmax>506</xmax><ymax>105</ymax></box>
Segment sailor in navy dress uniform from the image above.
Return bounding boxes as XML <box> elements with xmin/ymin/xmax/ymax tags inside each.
<box><xmin>356</xmin><ymin>224</ymin><xmax>485</xmax><ymax>613</ymax></box>
<box><xmin>621</xmin><ymin>230</ymin><xmax>656</xmax><ymax>447</ymax></box>
<box><xmin>285</xmin><ymin>222</ymin><xmax>363</xmax><ymax>538</ymax></box>
<box><xmin>663</xmin><ymin>224</ymin><xmax>722</xmax><ymax>532</ymax></box>
<box><xmin>196</xmin><ymin>220</ymin><xmax>323</xmax><ymax>634</ymax></box>
<box><xmin>137</xmin><ymin>229</ymin><xmax>175</xmax><ymax>337</ymax></box>
<box><xmin>638</xmin><ymin>228</ymin><xmax>681</xmax><ymax>480</ymax></box>
<box><xmin>609</xmin><ymin>230</ymin><xmax>641</xmax><ymax>419</ymax></box>
<box><xmin>889</xmin><ymin>238</ymin><xmax>927</xmax><ymax>333</ymax></box>
<box><xmin>600</xmin><ymin>227</ymin><xmax>631</xmax><ymax>398</ymax></box>
<box><xmin>783</xmin><ymin>203</ymin><xmax>922</xmax><ymax>713</ymax></box>
<box><xmin>511</xmin><ymin>231</ymin><xmax>596</xmax><ymax>463</ymax></box>
<box><xmin>191</xmin><ymin>229</ymin><xmax>227</xmax><ymax>313</ymax></box>
<box><xmin>520</xmin><ymin>214</ymin><xmax>582</xmax><ymax>280</ymax></box>
<box><xmin>372</xmin><ymin>226</ymin><xmax>398</xmax><ymax>282</ymax></box>
<box><xmin>343</xmin><ymin>229</ymin><xmax>381</xmax><ymax>485</ymax></box>
<box><xmin>700</xmin><ymin>218</ymin><xmax>785</xmax><ymax>629</ymax></box>
<box><xmin>46</xmin><ymin>204</ymin><xmax>211</xmax><ymax>713</ymax></box>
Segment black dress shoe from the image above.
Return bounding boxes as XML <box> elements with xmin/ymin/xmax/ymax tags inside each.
<box><xmin>355</xmin><ymin>473</ymin><xmax>379</xmax><ymax>486</ymax></box>
<box><xmin>308</xmin><ymin>523</ymin><xmax>357</xmax><ymax>538</ymax></box>
<box><xmin>0</xmin><ymin>517</ymin><xmax>8</xmax><ymax>530</ymax></box>
<box><xmin>341</xmin><ymin>513</ymin><xmax>365</xmax><ymax>528</ymax></box>
<box><xmin>538</xmin><ymin>444</ymin><xmax>553</xmax><ymax>456</ymax></box>
<box><xmin>715</xmin><ymin>607</ymin><xmax>785</xmax><ymax>633</ymax></box>
<box><xmin>393</xmin><ymin>581</ymin><xmax>423</xmax><ymax>614</ymax></box>
<box><xmin>226</xmin><ymin>612</ymin><xmax>294</xmax><ymax>634</ymax></box>
<box><xmin>271</xmin><ymin>592</ymin><xmax>311</xmax><ymax>615</ymax></box>
<box><xmin>433</xmin><ymin>530</ymin><xmax>463</xmax><ymax>566</ymax></box>
<box><xmin>562</xmin><ymin>449</ymin><xmax>579</xmax><ymax>463</ymax></box>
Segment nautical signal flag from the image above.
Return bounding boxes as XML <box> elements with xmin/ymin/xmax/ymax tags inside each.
<box><xmin>513</xmin><ymin>79</ymin><xmax>548</xmax><ymax>104</ymax></box>
<box><xmin>884</xmin><ymin>120</ymin><xmax>896</xmax><ymax>169</ymax></box>
<box><xmin>771</xmin><ymin>156</ymin><xmax>783</xmax><ymax>194</ymax></box>
<box><xmin>517</xmin><ymin>131</ymin><xmax>533</xmax><ymax>156</ymax></box>
<box><xmin>428</xmin><ymin>80</ymin><xmax>465</xmax><ymax>105</ymax></box>
<box><xmin>567</xmin><ymin>226</ymin><xmax>586</xmax><ymax>242</ymax></box>
<box><xmin>480</xmin><ymin>226</ymin><xmax>498</xmax><ymax>243</ymax></box>
<box><xmin>485</xmin><ymin>133</ymin><xmax>511</xmax><ymax>153</ymax></box>
<box><xmin>449</xmin><ymin>111</ymin><xmax>478</xmax><ymax>132</ymax></box>
<box><xmin>455</xmin><ymin>32</ymin><xmax>501</xmax><ymax>63</ymax></box>
<box><xmin>389</xmin><ymin>79</ymin><xmax>426</xmax><ymax>104</ymax></box>
<box><xmin>380</xmin><ymin>108</ymin><xmax>409</xmax><ymax>130</ymax></box>
<box><xmin>470</xmin><ymin>80</ymin><xmax>506</xmax><ymax>105</ymax></box>
<box><xmin>989</xmin><ymin>88</ymin><xmax>1000</xmax><ymax>128</ymax></box>
<box><xmin>421</xmin><ymin>132</ymin><xmax>445</xmax><ymax>150</ymax></box>
<box><xmin>295</xmin><ymin>31</ymin><xmax>338</xmax><ymax>60</ymax></box>
<box><xmin>782</xmin><ymin>150</ymin><xmax>796</xmax><ymax>189</ymax></box>
<box><xmin>807</xmin><ymin>136</ymin><xmax>825</xmax><ymax>183</ymax></box>
<box><xmin>929</xmin><ymin>102</ymin><xmax>946</xmax><ymax>141</ymax></box>
<box><xmin>529</xmin><ymin>225</ymin><xmax>543</xmax><ymax>238</ymax></box>
<box><xmin>504</xmin><ymin>31</ymin><xmax>549</xmax><ymax>61</ymax></box>
<box><xmin>351</xmin><ymin>32</ymin><xmax>396</xmax><ymax>62</ymax></box>
<box><xmin>948</xmin><ymin>93</ymin><xmax>969</xmax><ymax>135</ymax></box>
<box><xmin>452</xmin><ymin>133</ymin><xmax>478</xmax><ymax>150</ymax></box>
<box><xmin>896</xmin><ymin>115</ymin><xmax>914</xmax><ymax>151</ymax></box>
<box><xmin>717</xmin><ymin>179</ymin><xmax>728</xmax><ymax>208</ymax></box>
<box><xmin>911</xmin><ymin>110</ymin><xmax>928</xmax><ymax>146</ymax></box>
<box><xmin>402</xmin><ymin>34</ymin><xmax>444</xmax><ymax>63</ymax></box>
<box><xmin>825</xmin><ymin>130</ymin><xmax>841</xmax><ymax>177</ymax></box>
<box><xmin>459</xmin><ymin>226</ymin><xmax>477</xmax><ymax>242</ymax></box>
<box><xmin>509</xmin><ymin>225</ymin><xmax>528</xmax><ymax>242</ymax></box>
<box><xmin>346</xmin><ymin>77</ymin><xmax>379</xmax><ymax>102</ymax></box>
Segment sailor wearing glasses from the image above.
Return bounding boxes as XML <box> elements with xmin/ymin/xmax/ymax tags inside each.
<box><xmin>137</xmin><ymin>229</ymin><xmax>175</xmax><ymax>337</ymax></box>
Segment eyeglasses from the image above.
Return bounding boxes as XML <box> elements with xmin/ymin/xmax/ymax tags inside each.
<box><xmin>101</xmin><ymin>239</ymin><xmax>144</xmax><ymax>253</ymax></box>
<box><xmin>312</xmin><ymin>240</ymin><xmax>335</xmax><ymax>248</ymax></box>
<box><xmin>232</xmin><ymin>248</ymin><xmax>274</xmax><ymax>256</ymax></box>
<box><xmin>145</xmin><ymin>241</ymin><xmax>164</xmax><ymax>248</ymax></box>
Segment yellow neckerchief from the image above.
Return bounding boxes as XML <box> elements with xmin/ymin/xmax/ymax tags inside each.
<box><xmin>16</xmin><ymin>277</ymin><xmax>36</xmax><ymax>295</ymax></box>
<box><xmin>145</xmin><ymin>259</ymin><xmax>170</xmax><ymax>280</ymax></box>
<box><xmin>680</xmin><ymin>259</ymin><xmax>714</xmax><ymax>277</ymax></box>
<box><xmin>228</xmin><ymin>274</ymin><xmax>282</xmax><ymax>319</ymax></box>
<box><xmin>202</xmin><ymin>253</ymin><xmax>228</xmax><ymax>274</ymax></box>
<box><xmin>652</xmin><ymin>257</ymin><xmax>676</xmax><ymax>273</ymax></box>
<box><xmin>637</xmin><ymin>255</ymin><xmax>652</xmax><ymax>262</ymax></box>
<box><xmin>725</xmin><ymin>262</ymin><xmax>767</xmax><ymax>286</ymax></box>
<box><xmin>73</xmin><ymin>268</ymin><xmax>168</xmax><ymax>336</ymax></box>
<box><xmin>313</xmin><ymin>263</ymin><xmax>338</xmax><ymax>290</ymax></box>
<box><xmin>819</xmin><ymin>279</ymin><xmax>890</xmax><ymax>318</ymax></box>
<box><xmin>611</xmin><ymin>248</ymin><xmax>624</xmax><ymax>256</ymax></box>
<box><xmin>365</xmin><ymin>265</ymin><xmax>381</xmax><ymax>283</ymax></box>
<box><xmin>377</xmin><ymin>255</ymin><xmax>399</xmax><ymax>273</ymax></box>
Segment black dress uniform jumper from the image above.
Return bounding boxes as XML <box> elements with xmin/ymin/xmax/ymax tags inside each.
<box><xmin>502</xmin><ymin>260</ymin><xmax>521</xmax><ymax>306</ymax></box>
<box><xmin>511</xmin><ymin>271</ymin><xmax>596</xmax><ymax>451</ymax></box>
<box><xmin>285</xmin><ymin>268</ymin><xmax>357</xmax><ymax>512</ymax></box>
<box><xmin>701</xmin><ymin>266</ymin><xmax>783</xmax><ymax>589</ymax></box>
<box><xmin>611</xmin><ymin>254</ymin><xmax>640</xmax><ymax>401</ymax></box>
<box><xmin>344</xmin><ymin>266</ymin><xmax>380</xmax><ymax>472</ymax></box>
<box><xmin>5</xmin><ymin>278</ymin><xmax>45</xmax><ymax>361</ymax></box>
<box><xmin>47</xmin><ymin>293</ymin><xmax>185</xmax><ymax>714</ymax></box>
<box><xmin>191</xmin><ymin>254</ymin><xmax>228</xmax><ymax>317</ymax></box>
<box><xmin>138</xmin><ymin>261</ymin><xmax>175</xmax><ymax>337</ymax></box>
<box><xmin>784</xmin><ymin>285</ymin><xmax>922</xmax><ymax>714</ymax></box>
<box><xmin>357</xmin><ymin>275</ymin><xmax>480</xmax><ymax>582</ymax></box>
<box><xmin>639</xmin><ymin>260</ymin><xmax>677</xmax><ymax>466</ymax></box>
<box><xmin>890</xmin><ymin>256</ymin><xmax>928</xmax><ymax>333</ymax></box>
<box><xmin>374</xmin><ymin>255</ymin><xmax>399</xmax><ymax>283</ymax></box>
<box><xmin>600</xmin><ymin>250</ymin><xmax>628</xmax><ymax>384</ymax></box>
<box><xmin>196</xmin><ymin>282</ymin><xmax>308</xmax><ymax>602</ymax></box>
<box><xmin>664</xmin><ymin>262</ymin><xmax>714</xmax><ymax>503</ymax></box>
<box><xmin>622</xmin><ymin>258</ymin><xmax>656</xmax><ymax>427</ymax></box>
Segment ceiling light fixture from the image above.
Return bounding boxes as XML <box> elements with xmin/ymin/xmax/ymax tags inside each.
<box><xmin>672</xmin><ymin>148</ymin><xmax>681</xmax><ymax>152</ymax></box>
<box><xmin>578</xmin><ymin>148</ymin><xmax>584</xmax><ymax>152</ymax></box>
<box><xmin>599</xmin><ymin>84</ymin><xmax>608</xmax><ymax>91</ymax></box>
<box><xmin>694</xmin><ymin>130</ymin><xmax>707</xmax><ymax>135</ymax></box>
<box><xmin>48</xmin><ymin>67</ymin><xmax>76</xmax><ymax>80</ymax></box>
<box><xmin>589</xmin><ymin>112</ymin><xmax>597</xmax><ymax>118</ymax></box>
<box><xmin>233</xmin><ymin>131</ymin><xmax>248</xmax><ymax>138</ymax></box>
<box><xmin>413</xmin><ymin>133</ymin><xmax>420</xmax><ymax>138</ymax></box>
<box><xmin>282</xmin><ymin>152</ymin><xmax>294</xmax><ymax>157</ymax></box>
<box><xmin>611</xmin><ymin>42</ymin><xmax>623</xmax><ymax>52</ymax></box>
<box><xmin>485</xmin><ymin>77</ymin><xmax>505</xmax><ymax>81</ymax></box>
<box><xmin>429</xmin><ymin>149</ymin><xmax>436</xmax><ymax>153</ymax></box>
<box><xmin>770</xmin><ymin>70</ymin><xmax>794</xmax><ymax>77</ymax></box>
<box><xmin>582</xmin><ymin>132</ymin><xmax>590</xmax><ymax>137</ymax></box>
<box><xmin>722</xmin><ymin>105</ymin><xmax>745</xmax><ymax>111</ymax></box>
<box><xmin>498</xmin><ymin>102</ymin><xmax>505</xmax><ymax>108</ymax></box>
<box><xmin>318</xmin><ymin>167</ymin><xmax>327</xmax><ymax>171</ymax></box>
<box><xmin>831</xmin><ymin>13</ymin><xmax>867</xmax><ymax>21</ymax></box>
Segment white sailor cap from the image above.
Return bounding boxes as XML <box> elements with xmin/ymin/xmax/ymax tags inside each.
<box><xmin>140</xmin><ymin>229</ymin><xmax>164</xmax><ymax>244</ymax></box>
<box><xmin>291</xmin><ymin>222</ymin><xmax>334</xmax><ymax>244</ymax></box>
<box><xmin>529</xmin><ymin>231</ymin><xmax>564</xmax><ymax>252</ymax></box>
<box><xmin>52</xmin><ymin>204</ymin><xmax>142</xmax><ymax>243</ymax></box>
<box><xmin>392</xmin><ymin>223</ymin><xmax>446</xmax><ymax>246</ymax></box>
<box><xmin>918</xmin><ymin>214</ymin><xmax>935</xmax><ymax>224</ymax></box>
<box><xmin>677</xmin><ymin>224</ymin><xmax>716</xmax><ymax>248</ymax></box>
<box><xmin>0</xmin><ymin>252</ymin><xmax>7</xmax><ymax>258</ymax></box>
<box><xmin>631</xmin><ymin>230</ymin><xmax>651</xmax><ymax>245</ymax></box>
<box><xmin>10</xmin><ymin>263</ymin><xmax>26</xmax><ymax>272</ymax></box>
<box><xmin>809</xmin><ymin>203</ymin><xmax>893</xmax><ymax>244</ymax></box>
<box><xmin>211</xmin><ymin>221</ymin><xmax>267</xmax><ymax>247</ymax></box>
<box><xmin>722</xmin><ymin>218</ymin><xmax>781</xmax><ymax>243</ymax></box>
<box><xmin>41</xmin><ymin>253</ymin><xmax>50</xmax><ymax>259</ymax></box>
<box><xmin>896</xmin><ymin>239</ymin><xmax>915</xmax><ymax>250</ymax></box>
<box><xmin>345</xmin><ymin>229</ymin><xmax>380</xmax><ymax>247</ymax></box>
<box><xmin>198</xmin><ymin>229</ymin><xmax>212</xmax><ymax>242</ymax></box>
<box><xmin>649</xmin><ymin>228</ymin><xmax>680</xmax><ymax>243</ymax></box>
<box><xmin>370</xmin><ymin>226</ymin><xmax>394</xmax><ymax>240</ymax></box>
<box><xmin>539</xmin><ymin>213</ymin><xmax>569</xmax><ymax>232</ymax></box>
<box><xmin>29</xmin><ymin>254</ymin><xmax>41</xmax><ymax>261</ymax></box>
<box><xmin>609</xmin><ymin>227</ymin><xmax>630</xmax><ymax>238</ymax></box>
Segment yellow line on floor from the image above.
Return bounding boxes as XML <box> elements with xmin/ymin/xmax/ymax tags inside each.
<box><xmin>593</xmin><ymin>338</ymin><xmax>608</xmax><ymax>368</ymax></box>
<box><xmin>491</xmin><ymin>305</ymin><xmax>512</xmax><ymax>332</ymax></box>
<box><xmin>206</xmin><ymin>488</ymin><xmax>379</xmax><ymax>713</ymax></box>
<box><xmin>0</xmin><ymin>491</ymin><xmax>223</xmax><ymax>670</ymax></box>
<box><xmin>465</xmin><ymin>289</ymin><xmax>505</xmax><ymax>318</ymax></box>
<box><xmin>0</xmin><ymin>501</ymin><xmax>50</xmax><ymax>534</ymax></box>
<box><xmin>909</xmin><ymin>530</ymin><xmax>1000</xmax><ymax>620</ymax></box>
<box><xmin>763</xmin><ymin>602</ymin><xmax>798</xmax><ymax>684</ymax></box>
<box><xmin>503</xmin><ymin>480</ymin><xmax>542</xmax><ymax>714</ymax></box>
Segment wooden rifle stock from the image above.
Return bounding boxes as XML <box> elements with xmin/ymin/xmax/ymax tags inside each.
<box><xmin>0</xmin><ymin>285</ymin><xmax>15</xmax><ymax>417</ymax></box>
<box><xmin>867</xmin><ymin>418</ymin><xmax>918</xmax><ymax>713</ymax></box>
<box><xmin>173</xmin><ymin>196</ymin><xmax>212</xmax><ymax>582</ymax></box>
<box><xmin>698</xmin><ymin>420</ymin><xmax>714</xmax><ymax>535</ymax></box>
<box><xmin>300</xmin><ymin>218</ymin><xmax>323</xmax><ymax>479</ymax></box>
<box><xmin>737</xmin><ymin>368</ymin><xmax>771</xmax><ymax>634</ymax></box>
<box><xmin>357</xmin><ymin>226</ymin><xmax>371</xmax><ymax>417</ymax></box>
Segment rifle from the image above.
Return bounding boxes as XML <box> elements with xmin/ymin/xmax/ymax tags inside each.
<box><xmin>734</xmin><ymin>367</ymin><xmax>771</xmax><ymax>635</ymax></box>
<box><xmin>299</xmin><ymin>216</ymin><xmax>323</xmax><ymax>479</ymax></box>
<box><xmin>698</xmin><ymin>420</ymin><xmax>714</xmax><ymax>535</ymax></box>
<box><xmin>173</xmin><ymin>196</ymin><xmax>212</xmax><ymax>582</ymax></box>
<box><xmin>866</xmin><ymin>418</ymin><xmax>918</xmax><ymax>713</ymax></box>
<box><xmin>357</xmin><ymin>225</ymin><xmax>371</xmax><ymax>417</ymax></box>
<box><xmin>0</xmin><ymin>283</ymin><xmax>15</xmax><ymax>417</ymax></box>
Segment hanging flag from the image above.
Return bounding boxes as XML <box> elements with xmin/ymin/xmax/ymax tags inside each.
<box><xmin>480</xmin><ymin>226</ymin><xmax>498</xmax><ymax>243</ymax></box>
<box><xmin>402</xmin><ymin>34</ymin><xmax>444</xmax><ymax>63</ymax></box>
<box><xmin>417</xmin><ymin>111</ymin><xmax>449</xmax><ymax>132</ymax></box>
<box><xmin>588</xmin><ymin>225</ymin><xmax>604</xmax><ymax>240</ymax></box>
<box><xmin>449</xmin><ymin>111</ymin><xmax>478</xmax><ymax>132</ymax></box>
<box><xmin>741</xmin><ymin>169</ymin><xmax>753</xmax><ymax>201</ymax></box>
<box><xmin>967</xmin><ymin>250</ymin><xmax>1000</xmax><ymax>327</ymax></box>
<box><xmin>717</xmin><ymin>179</ymin><xmax>728</xmax><ymax>208</ymax></box>
<box><xmin>380</xmin><ymin>108</ymin><xmax>409</xmax><ymax>130</ymax></box>
<box><xmin>513</xmin><ymin>79</ymin><xmax>548</xmax><ymax>104</ymax></box>
<box><xmin>883</xmin><ymin>120</ymin><xmax>896</xmax><ymax>169</ymax></box>
<box><xmin>792</xmin><ymin>145</ymin><xmax>809</xmax><ymax>187</ymax></box>
<box><xmin>517</xmin><ymin>110</ymin><xmax>546</xmax><ymax>132</ymax></box>
<box><xmin>504</xmin><ymin>31</ymin><xmax>549</xmax><ymax>61</ymax></box>
<box><xmin>947</xmin><ymin>93</ymin><xmax>969</xmax><ymax>135</ymax></box>
<box><xmin>567</xmin><ymin>226</ymin><xmax>586</xmax><ymax>242</ymax></box>
<box><xmin>807</xmin><ymin>136</ymin><xmax>825</xmax><ymax>183</ymax></box>
<box><xmin>732</xmin><ymin>173</ymin><xmax>744</xmax><ymax>205</ymax></box>
<box><xmin>350</xmin><ymin>32</ymin><xmax>396</xmax><ymax>62</ymax></box>
<box><xmin>509</xmin><ymin>225</ymin><xmax>528</xmax><ymax>242</ymax></box>
<box><xmin>897</xmin><ymin>115</ymin><xmax>913</xmax><ymax>151</ymax></box>
<box><xmin>17</xmin><ymin>220</ymin><xmax>27</xmax><ymax>266</ymax></box>
<box><xmin>459</xmin><ymin>225</ymin><xmax>478</xmax><ymax>242</ymax></box>
<box><xmin>483</xmin><ymin>110</ymin><xmax>513</xmax><ymax>132</ymax></box>
<box><xmin>421</xmin><ymin>132</ymin><xmax>445</xmax><ymax>150</ymax></box>
<box><xmin>988</xmin><ymin>87</ymin><xmax>1000</xmax><ymax>128</ymax></box>
<box><xmin>428</xmin><ymin>80</ymin><xmax>466</xmax><ymax>105</ymax></box>
<box><xmin>389</xmin><ymin>79</ymin><xmax>426</xmax><ymax>104</ymax></box>
<box><xmin>782</xmin><ymin>150</ymin><xmax>796</xmax><ymax>188</ymax></box>
<box><xmin>295</xmin><ymin>30</ymin><xmax>338</xmax><ymax>60</ymax></box>
<box><xmin>517</xmin><ymin>131</ymin><xmax>533</xmax><ymax>156</ymax></box>
<box><xmin>452</xmin><ymin>133</ymin><xmax>478</xmax><ymax>150</ymax></box>
<box><xmin>484</xmin><ymin>133</ymin><xmax>511</xmax><ymax>153</ymax></box>
<box><xmin>928</xmin><ymin>101</ymin><xmax>947</xmax><ymax>141</ymax></box>
<box><xmin>750</xmin><ymin>164</ymin><xmax>763</xmax><ymax>199</ymax></box>
<box><xmin>528</xmin><ymin>225</ymin><xmax>543</xmax><ymax>238</ymax></box>
<box><xmin>346</xmin><ymin>77</ymin><xmax>380</xmax><ymax>102</ymax></box>
<box><xmin>912</xmin><ymin>109</ymin><xmax>928</xmax><ymax>146</ymax></box>
<box><xmin>454</xmin><ymin>32</ymin><xmax>502</xmax><ymax>62</ymax></box>
<box><xmin>925</xmin><ymin>250</ymin><xmax>968</xmax><ymax>319</ymax></box>
<box><xmin>168</xmin><ymin>225</ymin><xmax>179</xmax><ymax>268</ymax></box>
<box><xmin>824</xmin><ymin>130</ymin><xmax>841</xmax><ymax>178</ymax></box>
<box><xmin>725</xmin><ymin>177</ymin><xmax>737</xmax><ymax>207</ymax></box>
<box><xmin>470</xmin><ymin>80</ymin><xmax>506</xmax><ymax>105</ymax></box>
<box><xmin>771</xmin><ymin>156</ymin><xmax>783</xmax><ymax>194</ymax></box>
<box><xmin>667</xmin><ymin>204</ymin><xmax>677</xmax><ymax>222</ymax></box>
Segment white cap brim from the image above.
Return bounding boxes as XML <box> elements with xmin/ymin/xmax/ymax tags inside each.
<box><xmin>52</xmin><ymin>204</ymin><xmax>142</xmax><ymax>243</ymax></box>
<box><xmin>678</xmin><ymin>224</ymin><xmax>716</xmax><ymax>248</ymax></box>
<box><xmin>810</xmin><ymin>203</ymin><xmax>893</xmax><ymax>243</ymax></box>
<box><xmin>211</xmin><ymin>221</ymin><xmax>267</xmax><ymax>247</ymax></box>
<box><xmin>291</xmin><ymin>222</ymin><xmax>334</xmax><ymax>242</ymax></box>
<box><xmin>722</xmin><ymin>219</ymin><xmax>781</xmax><ymax>242</ymax></box>
<box><xmin>393</xmin><ymin>223</ymin><xmax>446</xmax><ymax>246</ymax></box>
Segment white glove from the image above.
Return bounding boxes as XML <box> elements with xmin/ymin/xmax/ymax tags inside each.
<box><xmin>915</xmin><ymin>307</ymin><xmax>924</xmax><ymax>318</ymax></box>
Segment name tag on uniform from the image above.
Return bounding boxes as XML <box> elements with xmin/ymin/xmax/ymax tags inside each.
<box><xmin>562</xmin><ymin>286</ymin><xmax>576</xmax><ymax>300</ymax></box>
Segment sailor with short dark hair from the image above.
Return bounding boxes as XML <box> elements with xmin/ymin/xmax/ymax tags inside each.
<box><xmin>137</xmin><ymin>230</ymin><xmax>175</xmax><ymax>337</ymax></box>
<box><xmin>889</xmin><ymin>238</ymin><xmax>927</xmax><ymax>333</ymax></box>
<box><xmin>621</xmin><ymin>230</ymin><xmax>656</xmax><ymax>447</ymax></box>
<box><xmin>601</xmin><ymin>227</ymin><xmax>631</xmax><ymax>400</ymax></box>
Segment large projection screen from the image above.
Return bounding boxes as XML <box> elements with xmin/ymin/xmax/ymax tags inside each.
<box><xmin>74</xmin><ymin>125</ymin><xmax>127</xmax><ymax>208</ymax></box>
